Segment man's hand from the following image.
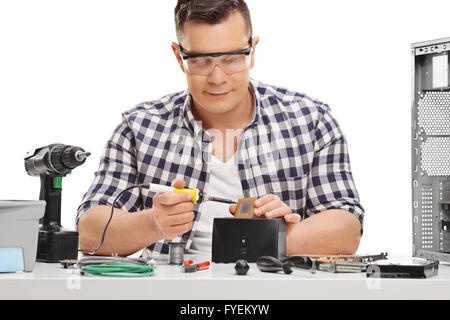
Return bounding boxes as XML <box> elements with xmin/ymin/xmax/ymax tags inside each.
<box><xmin>151</xmin><ymin>179</ymin><xmax>195</xmax><ymax>240</ymax></box>
<box><xmin>229</xmin><ymin>194</ymin><xmax>301</xmax><ymax>223</ymax></box>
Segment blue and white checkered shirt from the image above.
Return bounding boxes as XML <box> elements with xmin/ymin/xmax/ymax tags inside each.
<box><xmin>76</xmin><ymin>78</ymin><xmax>364</xmax><ymax>254</ymax></box>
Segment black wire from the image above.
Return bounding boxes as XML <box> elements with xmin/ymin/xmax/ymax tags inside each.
<box><xmin>79</xmin><ymin>184</ymin><xmax>144</xmax><ymax>255</ymax></box>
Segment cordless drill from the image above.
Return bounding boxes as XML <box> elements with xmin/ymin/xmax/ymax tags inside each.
<box><xmin>24</xmin><ymin>144</ymin><xmax>90</xmax><ymax>263</ymax></box>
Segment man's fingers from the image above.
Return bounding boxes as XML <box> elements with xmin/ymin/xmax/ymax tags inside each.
<box><xmin>156</xmin><ymin>191</ymin><xmax>192</xmax><ymax>206</ymax></box>
<box><xmin>153</xmin><ymin>211</ymin><xmax>194</xmax><ymax>239</ymax></box>
<box><xmin>163</xmin><ymin>222</ymin><xmax>193</xmax><ymax>240</ymax></box>
<box><xmin>165</xmin><ymin>201</ymin><xmax>195</xmax><ymax>216</ymax></box>
<box><xmin>254</xmin><ymin>200</ymin><xmax>281</xmax><ymax>217</ymax></box>
<box><xmin>284</xmin><ymin>213</ymin><xmax>301</xmax><ymax>223</ymax></box>
<box><xmin>229</xmin><ymin>204</ymin><xmax>237</xmax><ymax>215</ymax></box>
<box><xmin>166</xmin><ymin>211</ymin><xmax>195</xmax><ymax>225</ymax></box>
<box><xmin>171</xmin><ymin>179</ymin><xmax>186</xmax><ymax>189</ymax></box>
<box><xmin>254</xmin><ymin>194</ymin><xmax>279</xmax><ymax>208</ymax></box>
<box><xmin>263</xmin><ymin>205</ymin><xmax>291</xmax><ymax>219</ymax></box>
<box><xmin>170</xmin><ymin>221</ymin><xmax>193</xmax><ymax>236</ymax></box>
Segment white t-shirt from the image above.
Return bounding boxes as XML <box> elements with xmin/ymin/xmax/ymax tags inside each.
<box><xmin>188</xmin><ymin>154</ymin><xmax>245</xmax><ymax>254</ymax></box>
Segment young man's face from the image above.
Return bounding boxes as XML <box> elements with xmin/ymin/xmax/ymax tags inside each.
<box><xmin>172</xmin><ymin>11</ymin><xmax>258</xmax><ymax>117</ymax></box>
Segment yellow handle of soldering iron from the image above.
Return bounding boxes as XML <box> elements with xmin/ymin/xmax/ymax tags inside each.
<box><xmin>146</xmin><ymin>183</ymin><xmax>198</xmax><ymax>203</ymax></box>
<box><xmin>173</xmin><ymin>188</ymin><xmax>198</xmax><ymax>203</ymax></box>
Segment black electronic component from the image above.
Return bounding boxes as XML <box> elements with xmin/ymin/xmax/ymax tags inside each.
<box><xmin>212</xmin><ymin>218</ymin><xmax>286</xmax><ymax>263</ymax></box>
<box><xmin>24</xmin><ymin>143</ymin><xmax>90</xmax><ymax>262</ymax></box>
<box><xmin>366</xmin><ymin>260</ymin><xmax>439</xmax><ymax>279</ymax></box>
<box><xmin>256</xmin><ymin>256</ymin><xmax>293</xmax><ymax>274</ymax></box>
<box><xmin>234</xmin><ymin>259</ymin><xmax>249</xmax><ymax>275</ymax></box>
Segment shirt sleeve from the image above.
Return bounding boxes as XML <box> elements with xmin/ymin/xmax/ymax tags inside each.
<box><xmin>305</xmin><ymin>108</ymin><xmax>365</xmax><ymax>232</ymax></box>
<box><xmin>75</xmin><ymin>116</ymin><xmax>143</xmax><ymax>226</ymax></box>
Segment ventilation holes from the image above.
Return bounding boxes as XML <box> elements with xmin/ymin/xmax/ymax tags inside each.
<box><xmin>421</xmin><ymin>188</ymin><xmax>433</xmax><ymax>249</ymax></box>
<box><xmin>418</xmin><ymin>91</ymin><xmax>450</xmax><ymax>135</ymax></box>
<box><xmin>421</xmin><ymin>137</ymin><xmax>450</xmax><ymax>176</ymax></box>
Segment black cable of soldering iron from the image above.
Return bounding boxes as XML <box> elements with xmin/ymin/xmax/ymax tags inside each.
<box><xmin>79</xmin><ymin>184</ymin><xmax>144</xmax><ymax>255</ymax></box>
<box><xmin>78</xmin><ymin>183</ymin><xmax>235</xmax><ymax>255</ymax></box>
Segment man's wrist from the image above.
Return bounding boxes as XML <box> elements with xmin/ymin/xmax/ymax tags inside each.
<box><xmin>138</xmin><ymin>208</ymin><xmax>165</xmax><ymax>244</ymax></box>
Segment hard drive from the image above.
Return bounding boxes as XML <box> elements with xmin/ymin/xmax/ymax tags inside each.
<box><xmin>366</xmin><ymin>259</ymin><xmax>439</xmax><ymax>278</ymax></box>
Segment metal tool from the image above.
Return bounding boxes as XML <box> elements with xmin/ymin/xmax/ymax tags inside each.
<box><xmin>24</xmin><ymin>143</ymin><xmax>90</xmax><ymax>262</ymax></box>
<box><xmin>257</xmin><ymin>254</ymin><xmax>388</xmax><ymax>274</ymax></box>
<box><xmin>349</xmin><ymin>252</ymin><xmax>388</xmax><ymax>264</ymax></box>
<box><xmin>313</xmin><ymin>259</ymin><xmax>368</xmax><ymax>273</ymax></box>
<box><xmin>308</xmin><ymin>253</ymin><xmax>388</xmax><ymax>273</ymax></box>
<box><xmin>143</xmin><ymin>183</ymin><xmax>237</xmax><ymax>205</ymax></box>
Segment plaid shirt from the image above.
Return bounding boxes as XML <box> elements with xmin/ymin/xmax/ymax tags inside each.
<box><xmin>77</xmin><ymin>78</ymin><xmax>364</xmax><ymax>255</ymax></box>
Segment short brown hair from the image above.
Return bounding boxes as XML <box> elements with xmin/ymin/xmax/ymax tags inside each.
<box><xmin>175</xmin><ymin>0</ymin><xmax>253</xmax><ymax>42</ymax></box>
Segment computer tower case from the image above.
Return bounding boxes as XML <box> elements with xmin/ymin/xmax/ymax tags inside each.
<box><xmin>412</xmin><ymin>37</ymin><xmax>450</xmax><ymax>262</ymax></box>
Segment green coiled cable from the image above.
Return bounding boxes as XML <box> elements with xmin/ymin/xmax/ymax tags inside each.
<box><xmin>80</xmin><ymin>263</ymin><xmax>155</xmax><ymax>277</ymax></box>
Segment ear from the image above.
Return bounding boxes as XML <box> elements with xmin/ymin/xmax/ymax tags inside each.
<box><xmin>171</xmin><ymin>42</ymin><xmax>186</xmax><ymax>73</ymax></box>
<box><xmin>248</xmin><ymin>36</ymin><xmax>260</xmax><ymax>70</ymax></box>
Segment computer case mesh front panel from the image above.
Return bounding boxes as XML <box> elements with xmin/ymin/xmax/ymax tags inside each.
<box><xmin>412</xmin><ymin>37</ymin><xmax>450</xmax><ymax>262</ymax></box>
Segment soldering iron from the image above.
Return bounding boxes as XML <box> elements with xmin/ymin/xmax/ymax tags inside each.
<box><xmin>79</xmin><ymin>183</ymin><xmax>237</xmax><ymax>256</ymax></box>
<box><xmin>143</xmin><ymin>183</ymin><xmax>237</xmax><ymax>205</ymax></box>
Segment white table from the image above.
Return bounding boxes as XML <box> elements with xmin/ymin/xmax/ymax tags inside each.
<box><xmin>1</xmin><ymin>254</ymin><xmax>450</xmax><ymax>300</ymax></box>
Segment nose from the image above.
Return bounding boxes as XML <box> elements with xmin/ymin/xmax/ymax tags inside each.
<box><xmin>207</xmin><ymin>63</ymin><xmax>228</xmax><ymax>85</ymax></box>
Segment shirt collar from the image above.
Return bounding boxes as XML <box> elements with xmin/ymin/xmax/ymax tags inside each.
<box><xmin>182</xmin><ymin>93</ymin><xmax>204</xmax><ymax>139</ymax></box>
<box><xmin>246</xmin><ymin>78</ymin><xmax>260</xmax><ymax>129</ymax></box>
<box><xmin>181</xmin><ymin>78</ymin><xmax>261</xmax><ymax>137</ymax></box>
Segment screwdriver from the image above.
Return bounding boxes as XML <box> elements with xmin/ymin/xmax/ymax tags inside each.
<box><xmin>141</xmin><ymin>183</ymin><xmax>237</xmax><ymax>204</ymax></box>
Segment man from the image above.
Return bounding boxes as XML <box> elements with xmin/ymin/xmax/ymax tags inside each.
<box><xmin>76</xmin><ymin>0</ymin><xmax>364</xmax><ymax>257</ymax></box>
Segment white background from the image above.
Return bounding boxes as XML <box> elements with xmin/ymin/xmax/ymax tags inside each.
<box><xmin>0</xmin><ymin>0</ymin><xmax>449</xmax><ymax>256</ymax></box>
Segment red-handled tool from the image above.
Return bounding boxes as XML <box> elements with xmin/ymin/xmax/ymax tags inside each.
<box><xmin>182</xmin><ymin>260</ymin><xmax>194</xmax><ymax>266</ymax></box>
<box><xmin>181</xmin><ymin>261</ymin><xmax>210</xmax><ymax>273</ymax></box>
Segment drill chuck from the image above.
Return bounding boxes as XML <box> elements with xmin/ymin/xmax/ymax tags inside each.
<box><xmin>61</xmin><ymin>146</ymin><xmax>91</xmax><ymax>169</ymax></box>
<box><xmin>25</xmin><ymin>143</ymin><xmax>90</xmax><ymax>177</ymax></box>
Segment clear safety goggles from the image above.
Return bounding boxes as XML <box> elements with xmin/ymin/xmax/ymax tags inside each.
<box><xmin>179</xmin><ymin>38</ymin><xmax>253</xmax><ymax>76</ymax></box>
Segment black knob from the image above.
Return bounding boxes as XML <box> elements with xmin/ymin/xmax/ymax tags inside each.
<box><xmin>235</xmin><ymin>259</ymin><xmax>249</xmax><ymax>275</ymax></box>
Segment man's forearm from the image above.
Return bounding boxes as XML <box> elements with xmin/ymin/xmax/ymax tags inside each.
<box><xmin>77</xmin><ymin>205</ymin><xmax>161</xmax><ymax>257</ymax></box>
<box><xmin>286</xmin><ymin>209</ymin><xmax>362</xmax><ymax>256</ymax></box>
